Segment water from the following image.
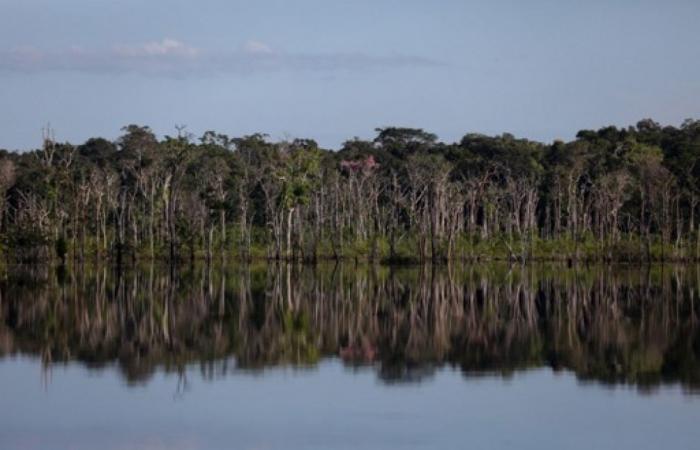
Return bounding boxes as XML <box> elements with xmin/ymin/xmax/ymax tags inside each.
<box><xmin>1</xmin><ymin>263</ymin><xmax>699</xmax><ymax>449</ymax></box>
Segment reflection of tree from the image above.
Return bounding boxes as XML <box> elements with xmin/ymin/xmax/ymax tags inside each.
<box><xmin>0</xmin><ymin>264</ymin><xmax>698</xmax><ymax>391</ymax></box>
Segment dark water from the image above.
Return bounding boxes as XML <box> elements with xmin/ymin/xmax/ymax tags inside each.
<box><xmin>1</xmin><ymin>263</ymin><xmax>699</xmax><ymax>449</ymax></box>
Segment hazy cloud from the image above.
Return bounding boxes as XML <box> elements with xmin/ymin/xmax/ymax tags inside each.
<box><xmin>114</xmin><ymin>38</ymin><xmax>200</xmax><ymax>58</ymax></box>
<box><xmin>243</xmin><ymin>40</ymin><xmax>273</xmax><ymax>55</ymax></box>
<box><xmin>0</xmin><ymin>38</ymin><xmax>441</xmax><ymax>76</ymax></box>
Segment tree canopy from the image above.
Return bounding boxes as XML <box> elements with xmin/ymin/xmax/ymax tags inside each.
<box><xmin>1</xmin><ymin>119</ymin><xmax>699</xmax><ymax>263</ymax></box>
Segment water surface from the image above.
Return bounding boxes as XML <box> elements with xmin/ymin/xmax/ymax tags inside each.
<box><xmin>1</xmin><ymin>263</ymin><xmax>699</xmax><ymax>449</ymax></box>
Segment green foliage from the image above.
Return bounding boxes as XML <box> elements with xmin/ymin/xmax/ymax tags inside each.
<box><xmin>0</xmin><ymin>120</ymin><xmax>699</xmax><ymax>263</ymax></box>
<box><xmin>277</xmin><ymin>145</ymin><xmax>322</xmax><ymax>210</ymax></box>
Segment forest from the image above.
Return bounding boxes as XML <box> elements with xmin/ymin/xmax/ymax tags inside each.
<box><xmin>0</xmin><ymin>118</ymin><xmax>699</xmax><ymax>264</ymax></box>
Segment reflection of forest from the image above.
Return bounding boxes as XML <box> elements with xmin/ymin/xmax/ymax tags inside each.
<box><xmin>0</xmin><ymin>264</ymin><xmax>698</xmax><ymax>390</ymax></box>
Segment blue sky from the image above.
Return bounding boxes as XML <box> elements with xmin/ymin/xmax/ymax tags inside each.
<box><xmin>1</xmin><ymin>0</ymin><xmax>699</xmax><ymax>150</ymax></box>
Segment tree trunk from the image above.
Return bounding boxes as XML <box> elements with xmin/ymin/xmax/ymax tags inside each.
<box><xmin>286</xmin><ymin>207</ymin><xmax>295</xmax><ymax>260</ymax></box>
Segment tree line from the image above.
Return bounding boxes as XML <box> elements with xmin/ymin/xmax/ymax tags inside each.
<box><xmin>0</xmin><ymin>118</ymin><xmax>699</xmax><ymax>263</ymax></box>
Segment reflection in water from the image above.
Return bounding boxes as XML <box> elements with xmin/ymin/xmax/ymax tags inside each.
<box><xmin>0</xmin><ymin>263</ymin><xmax>698</xmax><ymax>392</ymax></box>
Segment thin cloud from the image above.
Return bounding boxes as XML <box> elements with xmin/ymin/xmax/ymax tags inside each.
<box><xmin>0</xmin><ymin>38</ymin><xmax>442</xmax><ymax>76</ymax></box>
<box><xmin>114</xmin><ymin>38</ymin><xmax>199</xmax><ymax>58</ymax></box>
<box><xmin>243</xmin><ymin>40</ymin><xmax>273</xmax><ymax>55</ymax></box>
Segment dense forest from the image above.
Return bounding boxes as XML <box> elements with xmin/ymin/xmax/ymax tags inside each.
<box><xmin>0</xmin><ymin>118</ymin><xmax>699</xmax><ymax>263</ymax></box>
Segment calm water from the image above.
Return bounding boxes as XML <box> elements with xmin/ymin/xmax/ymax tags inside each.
<box><xmin>1</xmin><ymin>263</ymin><xmax>699</xmax><ymax>449</ymax></box>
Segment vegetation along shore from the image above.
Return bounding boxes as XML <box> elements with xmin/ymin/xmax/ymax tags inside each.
<box><xmin>1</xmin><ymin>119</ymin><xmax>699</xmax><ymax>264</ymax></box>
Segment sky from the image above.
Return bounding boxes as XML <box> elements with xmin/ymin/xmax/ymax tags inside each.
<box><xmin>0</xmin><ymin>0</ymin><xmax>699</xmax><ymax>150</ymax></box>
